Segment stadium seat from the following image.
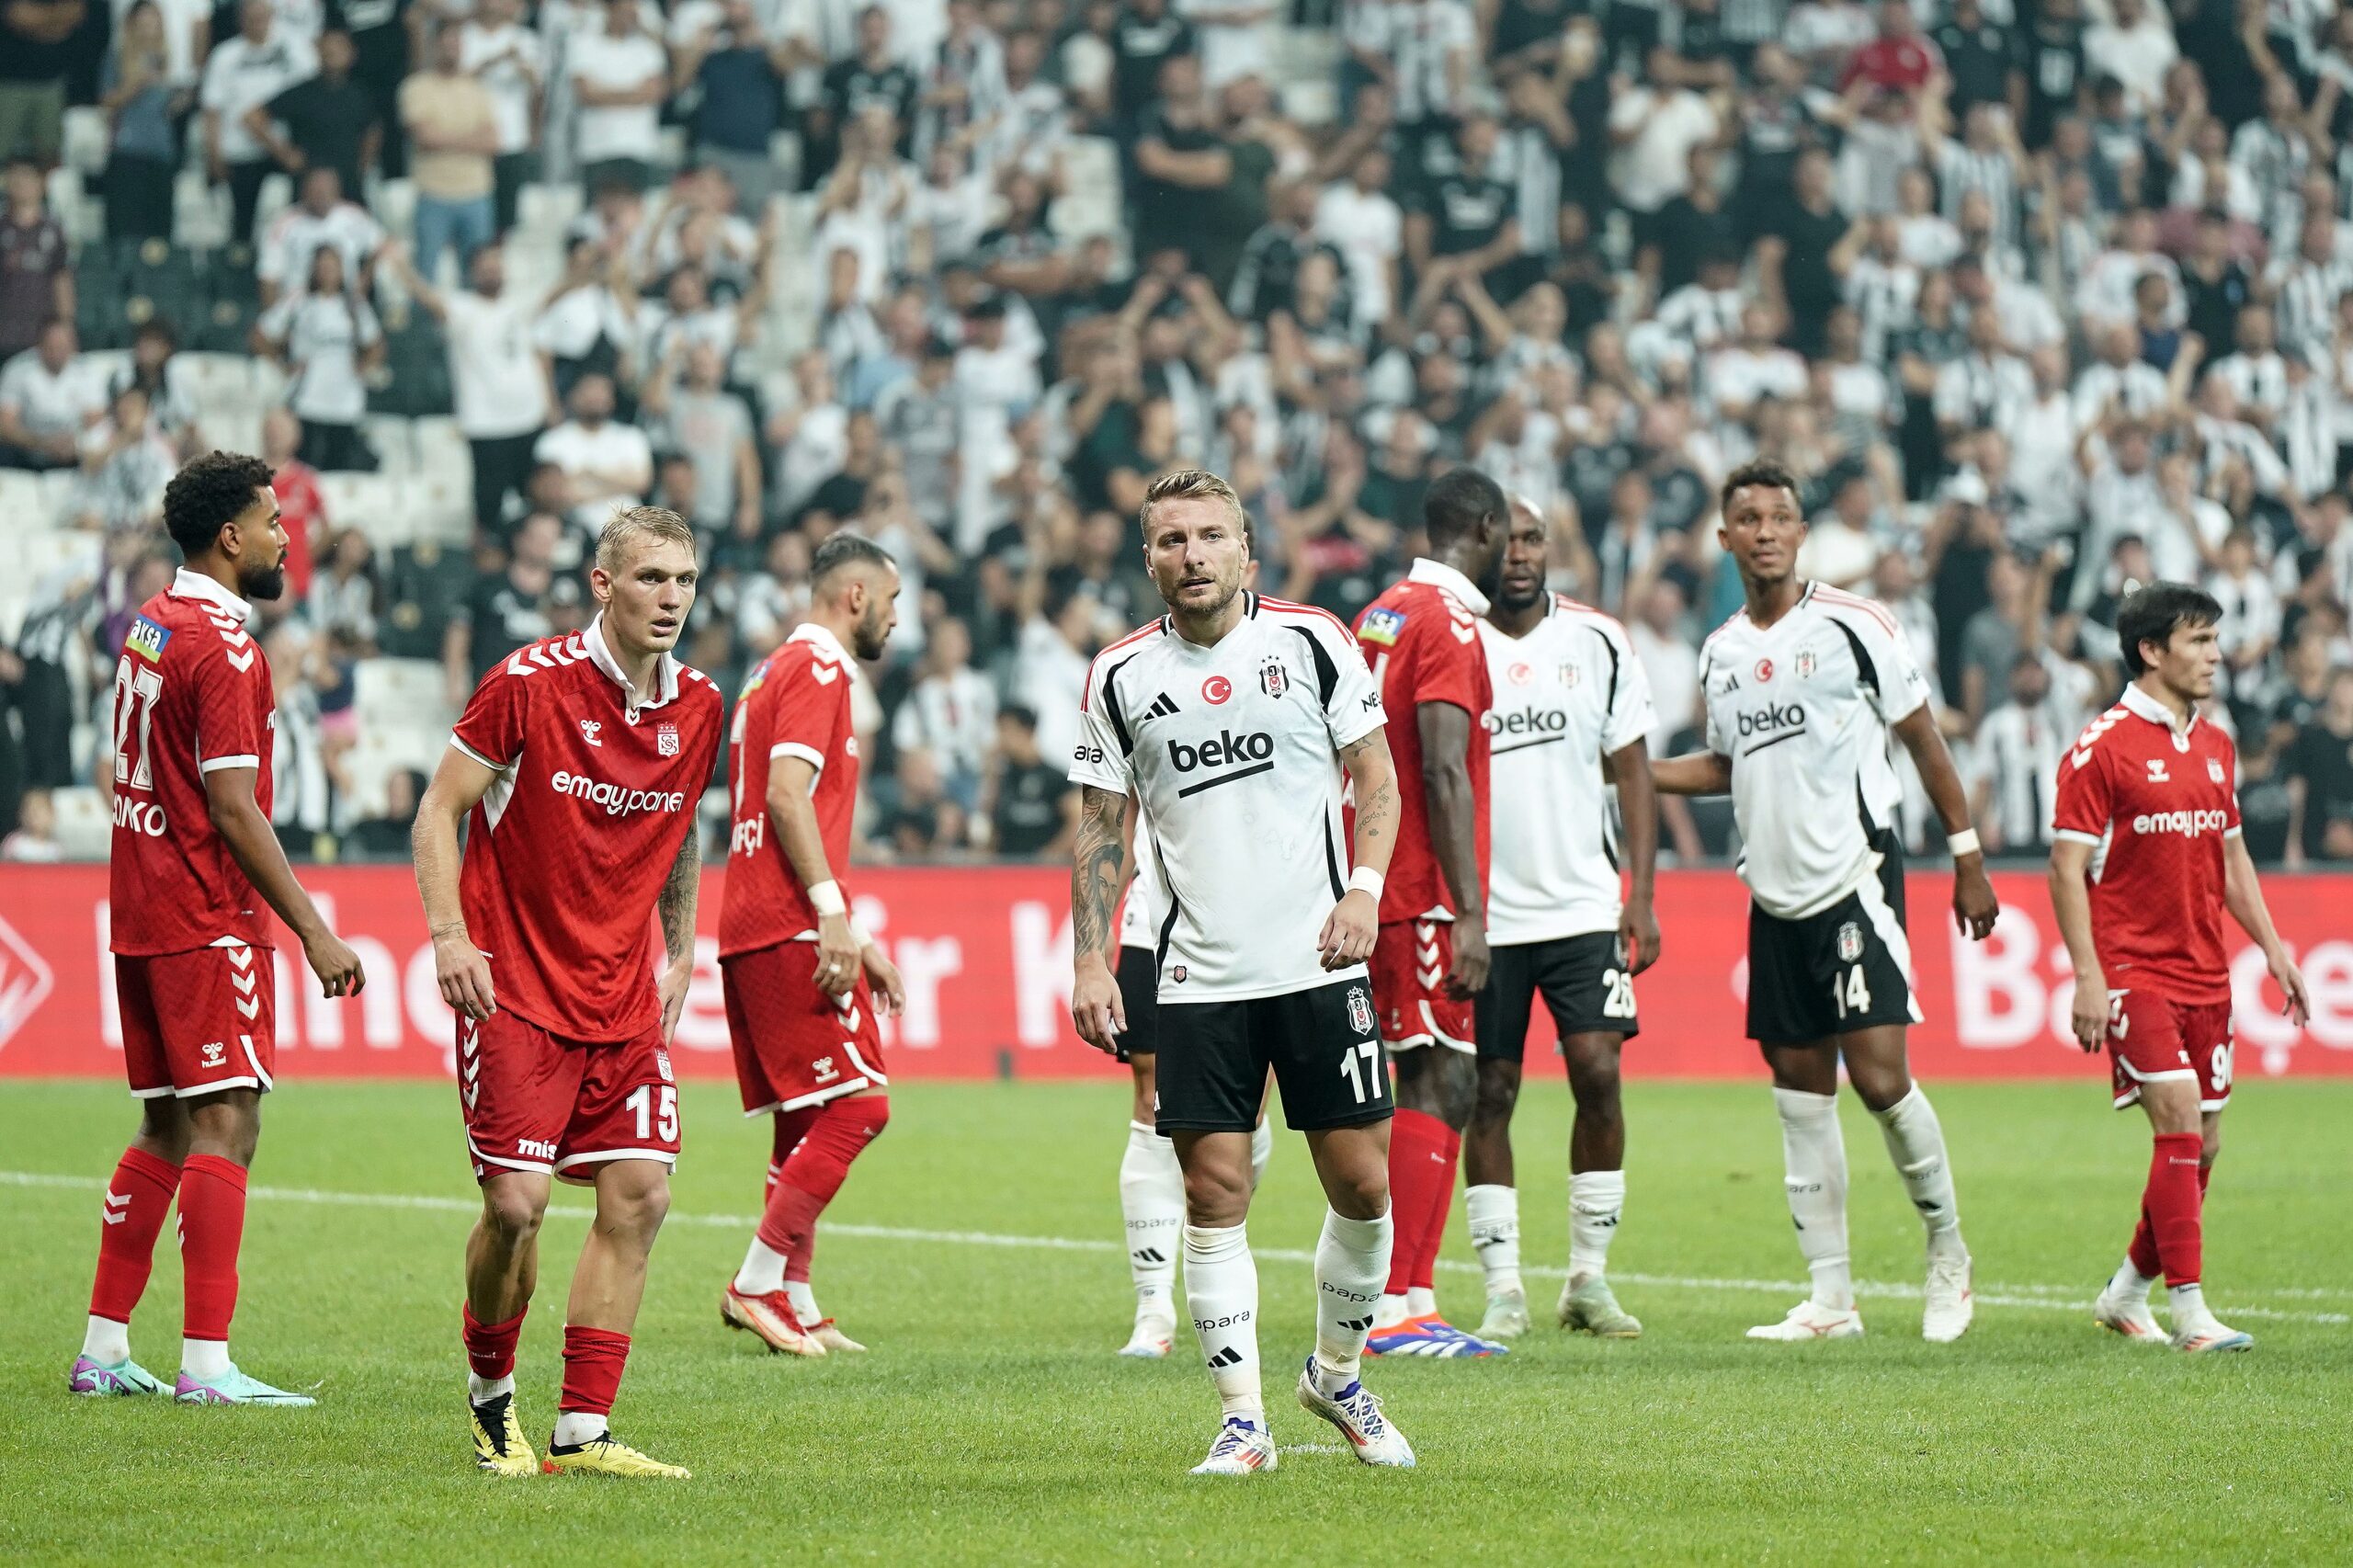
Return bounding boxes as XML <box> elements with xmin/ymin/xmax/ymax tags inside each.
<box><xmin>61</xmin><ymin>108</ymin><xmax>108</xmax><ymax>176</ymax></box>
<box><xmin>314</xmin><ymin>472</ymin><xmax>409</xmax><ymax>548</ymax></box>
<box><xmin>51</xmin><ymin>788</ymin><xmax>111</xmax><ymax>859</ymax></box>
<box><xmin>364</xmin><ymin>415</ymin><xmax>417</xmax><ymax>478</ymax></box>
<box><xmin>354</xmin><ymin>656</ymin><xmax>454</xmax><ymax>733</ymax></box>
<box><xmin>373</xmin><ymin>178</ymin><xmax>418</xmax><ymax>256</ymax></box>
<box><xmin>25</xmin><ymin>526</ymin><xmax>103</xmax><ymax>587</ymax></box>
<box><xmin>173</xmin><ymin>170</ymin><xmax>230</xmax><ymax>249</ymax></box>
<box><xmin>412</xmin><ymin>416</ymin><xmax>471</xmax><ymax>486</ymax></box>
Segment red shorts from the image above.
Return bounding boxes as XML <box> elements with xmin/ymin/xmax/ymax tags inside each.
<box><xmin>722</xmin><ymin>941</ymin><xmax>888</xmax><ymax>1115</ymax></box>
<box><xmin>1370</xmin><ymin>918</ymin><xmax>1473</xmax><ymax>1054</ymax></box>
<box><xmin>458</xmin><ymin>1009</ymin><xmax>681</xmax><ymax>1187</ymax></box>
<box><xmin>2106</xmin><ymin>989</ymin><xmax>2235</xmax><ymax>1113</ymax></box>
<box><xmin>117</xmin><ymin>943</ymin><xmax>277</xmax><ymax>1098</ymax></box>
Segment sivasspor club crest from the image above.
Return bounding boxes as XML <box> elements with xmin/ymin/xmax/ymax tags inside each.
<box><xmin>1836</xmin><ymin>921</ymin><xmax>1863</xmax><ymax>962</ymax></box>
<box><xmin>1260</xmin><ymin>660</ymin><xmax>1289</xmax><ymax>699</ymax></box>
<box><xmin>2207</xmin><ymin>757</ymin><xmax>2224</xmax><ymax>784</ymax></box>
<box><xmin>657</xmin><ymin>721</ymin><xmax>680</xmax><ymax>756</ymax></box>
<box><xmin>1347</xmin><ymin>985</ymin><xmax>1374</xmax><ymax>1036</ymax></box>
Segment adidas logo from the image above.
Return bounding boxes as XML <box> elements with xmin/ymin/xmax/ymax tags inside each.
<box><xmin>1339</xmin><ymin>1316</ymin><xmax>1372</xmax><ymax>1333</ymax></box>
<box><xmin>1205</xmin><ymin>1346</ymin><xmax>1246</xmax><ymax>1369</ymax></box>
<box><xmin>1145</xmin><ymin>693</ymin><xmax>1181</xmax><ymax>721</ymax></box>
<box><xmin>1131</xmin><ymin>1247</ymin><xmax>1168</xmax><ymax>1265</ymax></box>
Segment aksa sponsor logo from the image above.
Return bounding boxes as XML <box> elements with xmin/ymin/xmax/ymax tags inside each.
<box><xmin>2131</xmin><ymin>808</ymin><xmax>2230</xmax><ymax>837</ymax></box>
<box><xmin>549</xmin><ymin>770</ymin><xmax>688</xmax><ymax>816</ymax></box>
<box><xmin>1358</xmin><ymin>607</ymin><xmax>1406</xmax><ymax>646</ymax></box>
<box><xmin>126</xmin><ymin>616</ymin><xmax>172</xmax><ymax>664</ymax></box>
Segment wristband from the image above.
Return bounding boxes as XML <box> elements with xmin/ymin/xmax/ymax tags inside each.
<box><xmin>809</xmin><ymin>880</ymin><xmax>848</xmax><ymax>917</ymax></box>
<box><xmin>1947</xmin><ymin>828</ymin><xmax>1982</xmax><ymax>858</ymax></box>
<box><xmin>852</xmin><ymin>919</ymin><xmax>874</xmax><ymax>949</ymax></box>
<box><xmin>1347</xmin><ymin>866</ymin><xmax>1386</xmax><ymax>901</ymax></box>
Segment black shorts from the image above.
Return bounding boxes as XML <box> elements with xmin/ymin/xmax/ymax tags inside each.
<box><xmin>1475</xmin><ymin>932</ymin><xmax>1641</xmax><ymax>1062</ymax></box>
<box><xmin>1116</xmin><ymin>944</ymin><xmax>1160</xmax><ymax>1059</ymax></box>
<box><xmin>1745</xmin><ymin>847</ymin><xmax>1921</xmax><ymax>1045</ymax></box>
<box><xmin>1154</xmin><ymin>977</ymin><xmax>1391</xmax><ymax>1135</ymax></box>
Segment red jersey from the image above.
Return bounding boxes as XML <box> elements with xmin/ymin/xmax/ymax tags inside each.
<box><xmin>1353</xmin><ymin>559</ymin><xmax>1493</xmax><ymax>925</ymax></box>
<box><xmin>108</xmin><ymin>569</ymin><xmax>278</xmax><ymax>957</ymax></box>
<box><xmin>2052</xmin><ymin>682</ymin><xmax>2241</xmax><ymax>1006</ymax></box>
<box><xmin>449</xmin><ymin>617</ymin><xmax>724</xmax><ymax>1042</ymax></box>
<box><xmin>720</xmin><ymin>623</ymin><xmax>862</xmax><ymax>959</ymax></box>
<box><xmin>273</xmin><ymin>460</ymin><xmax>324</xmax><ymax>603</ymax></box>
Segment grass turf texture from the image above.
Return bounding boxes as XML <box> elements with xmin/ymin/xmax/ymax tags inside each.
<box><xmin>2</xmin><ymin>1078</ymin><xmax>2349</xmax><ymax>1565</ymax></box>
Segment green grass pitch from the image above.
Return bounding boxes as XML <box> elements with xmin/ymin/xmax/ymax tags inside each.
<box><xmin>2</xmin><ymin>1077</ymin><xmax>2349</xmax><ymax>1564</ymax></box>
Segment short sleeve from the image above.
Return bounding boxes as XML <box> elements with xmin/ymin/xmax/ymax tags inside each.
<box><xmin>1068</xmin><ymin>655</ymin><xmax>1132</xmax><ymax>793</ymax></box>
<box><xmin>768</xmin><ymin>655</ymin><xmax>846</xmax><ymax>778</ymax></box>
<box><xmin>1699</xmin><ymin>644</ymin><xmax>1728</xmax><ymax>756</ymax></box>
<box><xmin>451</xmin><ymin>661</ymin><xmax>529</xmax><ymax>770</ymax></box>
<box><xmin>2051</xmin><ymin>736</ymin><xmax>2113</xmax><ymax>846</ymax></box>
<box><xmin>1598</xmin><ymin>621</ymin><xmax>1657</xmax><ymax>754</ymax></box>
<box><xmin>1835</xmin><ymin>606</ymin><xmax>1928</xmax><ymax>724</ymax></box>
<box><xmin>1311</xmin><ymin>615</ymin><xmax>1386</xmax><ymax>749</ymax></box>
<box><xmin>188</xmin><ymin>640</ymin><xmax>267</xmax><ymax>773</ymax></box>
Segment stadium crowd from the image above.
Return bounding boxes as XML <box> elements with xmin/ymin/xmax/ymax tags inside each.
<box><xmin>6</xmin><ymin>0</ymin><xmax>2353</xmax><ymax>869</ymax></box>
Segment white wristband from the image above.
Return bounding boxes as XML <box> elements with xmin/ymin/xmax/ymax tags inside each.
<box><xmin>1947</xmin><ymin>829</ymin><xmax>1982</xmax><ymax>858</ymax></box>
<box><xmin>809</xmin><ymin>880</ymin><xmax>848</xmax><ymax>917</ymax></box>
<box><xmin>852</xmin><ymin>919</ymin><xmax>874</xmax><ymax>949</ymax></box>
<box><xmin>1347</xmin><ymin>866</ymin><xmax>1386</xmax><ymax>901</ymax></box>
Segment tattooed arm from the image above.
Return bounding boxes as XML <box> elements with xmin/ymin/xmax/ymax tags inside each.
<box><xmin>1323</xmin><ymin>728</ymin><xmax>1398</xmax><ymax>970</ymax></box>
<box><xmin>656</xmin><ymin>824</ymin><xmax>700</xmax><ymax>1041</ymax></box>
<box><xmin>1070</xmin><ymin>784</ymin><xmax>1131</xmax><ymax>1052</ymax></box>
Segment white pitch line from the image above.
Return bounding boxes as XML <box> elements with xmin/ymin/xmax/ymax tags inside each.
<box><xmin>4</xmin><ymin>1169</ymin><xmax>2343</xmax><ymax>1326</ymax></box>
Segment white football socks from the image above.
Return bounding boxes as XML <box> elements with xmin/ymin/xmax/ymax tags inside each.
<box><xmin>1568</xmin><ymin>1169</ymin><xmax>1626</xmax><ymax>1285</ymax></box>
<box><xmin>1773</xmin><ymin>1087</ymin><xmax>1854</xmax><ymax>1312</ymax></box>
<box><xmin>1248</xmin><ymin>1118</ymin><xmax>1274</xmax><ymax>1190</ymax></box>
<box><xmin>2168</xmin><ymin>1282</ymin><xmax>2210</xmax><ymax>1324</ymax></box>
<box><xmin>1183</xmin><ymin>1221</ymin><xmax>1262</xmax><ymax>1420</ymax></box>
<box><xmin>733</xmin><ymin>1236</ymin><xmax>789</xmax><ymax>1297</ymax></box>
<box><xmin>2107</xmin><ymin>1257</ymin><xmax>2158</xmax><ymax>1301</ymax></box>
<box><xmin>181</xmin><ymin>1336</ymin><xmax>231</xmax><ymax>1381</ymax></box>
<box><xmin>551</xmin><ymin>1411</ymin><xmax>608</xmax><ymax>1448</ymax></box>
<box><xmin>1372</xmin><ymin>1292</ymin><xmax>1412</xmax><ymax>1328</ymax></box>
<box><xmin>1465</xmin><ymin>1184</ymin><xmax>1521</xmax><ymax>1296</ymax></box>
<box><xmin>1119</xmin><ymin>1121</ymin><xmax>1185</xmax><ymax>1323</ymax></box>
<box><xmin>1404</xmin><ymin>1286</ymin><xmax>1438</xmax><ymax>1318</ymax></box>
<box><xmin>785</xmin><ymin>1281</ymin><xmax>821</xmax><ymax>1324</ymax></box>
<box><xmin>1313</xmin><ymin>1207</ymin><xmax>1391</xmax><ymax>1394</ymax></box>
<box><xmin>82</xmin><ymin>1314</ymin><xmax>131</xmax><ymax>1366</ymax></box>
<box><xmin>469</xmin><ymin>1371</ymin><xmax>516</xmax><ymax>1403</ymax></box>
<box><xmin>1873</xmin><ymin>1085</ymin><xmax>1962</xmax><ymax>1249</ymax></box>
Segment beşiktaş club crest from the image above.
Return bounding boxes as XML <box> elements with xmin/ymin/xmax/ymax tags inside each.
<box><xmin>1259</xmin><ymin>659</ymin><xmax>1289</xmax><ymax>699</ymax></box>
<box><xmin>657</xmin><ymin>721</ymin><xmax>680</xmax><ymax>756</ymax></box>
<box><xmin>1347</xmin><ymin>985</ymin><xmax>1374</xmax><ymax>1036</ymax></box>
<box><xmin>1169</xmin><ymin>964</ymin><xmax>1188</xmax><ymax>984</ymax></box>
<box><xmin>1795</xmin><ymin>650</ymin><xmax>1817</xmax><ymax>679</ymax></box>
<box><xmin>1559</xmin><ymin>662</ymin><xmax>1580</xmax><ymax>687</ymax></box>
<box><xmin>1836</xmin><ymin>921</ymin><xmax>1864</xmax><ymax>962</ymax></box>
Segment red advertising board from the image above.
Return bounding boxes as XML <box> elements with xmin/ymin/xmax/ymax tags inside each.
<box><xmin>0</xmin><ymin>864</ymin><xmax>2347</xmax><ymax>1085</ymax></box>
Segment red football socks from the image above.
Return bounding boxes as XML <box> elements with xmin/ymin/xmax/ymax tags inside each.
<box><xmin>765</xmin><ymin>1105</ymin><xmax>819</xmax><ymax>1203</ymax></box>
<box><xmin>558</xmin><ymin>1325</ymin><xmax>631</xmax><ymax>1415</ymax></box>
<box><xmin>1409</xmin><ymin>1123</ymin><xmax>1462</xmax><ymax>1293</ymax></box>
<box><xmin>756</xmin><ymin>1097</ymin><xmax>888</xmax><ymax>1259</ymax></box>
<box><xmin>2128</xmin><ymin>1140</ymin><xmax>2213</xmax><ymax>1281</ymax></box>
<box><xmin>462</xmin><ymin>1302</ymin><xmax>527</xmax><ymax>1383</ymax></box>
<box><xmin>2142</xmin><ymin>1131</ymin><xmax>2205</xmax><ymax>1286</ymax></box>
<box><xmin>1383</xmin><ymin>1109</ymin><xmax>1453</xmax><ymax>1296</ymax></box>
<box><xmin>89</xmin><ymin>1146</ymin><xmax>181</xmax><ymax>1324</ymax></box>
<box><xmin>176</xmin><ymin>1154</ymin><xmax>248</xmax><ymax>1342</ymax></box>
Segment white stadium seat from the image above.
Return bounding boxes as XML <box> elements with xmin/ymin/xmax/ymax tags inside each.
<box><xmin>51</xmin><ymin>788</ymin><xmax>112</xmax><ymax>859</ymax></box>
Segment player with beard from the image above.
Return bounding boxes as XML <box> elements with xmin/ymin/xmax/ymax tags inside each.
<box><xmin>1654</xmin><ymin>460</ymin><xmax>1997</xmax><ymax>1343</ymax></box>
<box><xmin>1071</xmin><ymin>470</ymin><xmax>1413</xmax><ymax>1474</ymax></box>
<box><xmin>1463</xmin><ymin>495</ymin><xmax>1662</xmax><ymax>1341</ymax></box>
<box><xmin>1352</xmin><ymin>468</ymin><xmax>1511</xmax><ymax>1357</ymax></box>
<box><xmin>720</xmin><ymin>533</ymin><xmax>908</xmax><ymax>1358</ymax></box>
<box><xmin>71</xmin><ymin>452</ymin><xmax>368</xmax><ymax>1404</ymax></box>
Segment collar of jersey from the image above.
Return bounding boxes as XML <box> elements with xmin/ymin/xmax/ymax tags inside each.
<box><xmin>1407</xmin><ymin>557</ymin><xmax>1491</xmax><ymax>616</ymax></box>
<box><xmin>2120</xmin><ymin>679</ymin><xmax>2198</xmax><ymax>737</ymax></box>
<box><xmin>581</xmin><ymin>612</ymin><xmax>681</xmax><ymax>714</ymax></box>
<box><xmin>166</xmin><ymin>566</ymin><xmax>253</xmax><ymax>626</ymax></box>
<box><xmin>786</xmin><ymin>620</ymin><xmax>856</xmax><ymax>677</ymax></box>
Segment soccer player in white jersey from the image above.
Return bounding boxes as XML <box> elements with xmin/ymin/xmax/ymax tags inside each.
<box><xmin>1464</xmin><ymin>496</ymin><xmax>1661</xmax><ymax>1342</ymax></box>
<box><xmin>1109</xmin><ymin>815</ymin><xmax>1276</xmax><ymax>1358</ymax></box>
<box><xmin>1070</xmin><ymin>469</ymin><xmax>1413</xmax><ymax>1475</ymax></box>
<box><xmin>1654</xmin><ymin>459</ymin><xmax>2000</xmax><ymax>1343</ymax></box>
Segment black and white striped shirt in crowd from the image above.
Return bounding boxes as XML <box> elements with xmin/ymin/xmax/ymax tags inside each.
<box><xmin>2210</xmin><ymin>349</ymin><xmax>2290</xmax><ymax>427</ymax></box>
<box><xmin>1935</xmin><ymin>141</ymin><xmax>2021</xmax><ymax>255</ymax></box>
<box><xmin>2268</xmin><ymin>254</ymin><xmax>2353</xmax><ymax>358</ymax></box>
<box><xmin>2279</xmin><ymin>372</ymin><xmax>2336</xmax><ymax>500</ymax></box>
<box><xmin>2231</xmin><ymin>119</ymin><xmax>2313</xmax><ymax>239</ymax></box>
<box><xmin>1971</xmin><ymin>695</ymin><xmax>2066</xmax><ymax>852</ymax></box>
<box><xmin>1843</xmin><ymin>256</ymin><xmax>1920</xmax><ymax>364</ymax></box>
<box><xmin>1720</xmin><ymin>0</ymin><xmax>1790</xmax><ymax>43</ymax></box>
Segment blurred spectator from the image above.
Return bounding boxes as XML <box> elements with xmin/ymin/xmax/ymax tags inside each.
<box><xmin>251</xmin><ymin>27</ymin><xmax>380</xmax><ymax>207</ymax></box>
<box><xmin>403</xmin><ymin>24</ymin><xmax>501</xmax><ymax>284</ymax></box>
<box><xmin>98</xmin><ymin>4</ymin><xmax>191</xmax><ymax>244</ymax></box>
<box><xmin>641</xmin><ymin>338</ymin><xmax>761</xmax><ymax>540</ymax></box>
<box><xmin>983</xmin><ymin>702</ymin><xmax>1074</xmax><ymax>856</ymax></box>
<box><xmin>311</xmin><ymin>525</ymin><xmax>381</xmax><ymax>650</ymax></box>
<box><xmin>0</xmin><ymin>0</ymin><xmax>83</xmax><ymax>165</ymax></box>
<box><xmin>535</xmin><ymin>371</ymin><xmax>654</xmax><ymax>532</ymax></box>
<box><xmin>676</xmin><ymin>0</ymin><xmax>792</xmax><ymax>216</ymax></box>
<box><xmin>0</xmin><ymin>160</ymin><xmax>70</xmax><ymax>367</ymax></box>
<box><xmin>1</xmin><ymin>788</ymin><xmax>61</xmax><ymax>860</ymax></box>
<box><xmin>0</xmin><ymin>319</ymin><xmax>106</xmax><ymax>470</ymax></box>
<box><xmin>255</xmin><ymin>244</ymin><xmax>384</xmax><ymax>472</ymax></box>
<box><xmin>201</xmin><ymin>0</ymin><xmax>320</xmax><ymax>243</ymax></box>
<box><xmin>892</xmin><ymin>614</ymin><xmax>995</xmax><ymax>808</ymax></box>
<box><xmin>460</xmin><ymin>0</ymin><xmax>544</xmax><ymax>236</ymax></box>
<box><xmin>258</xmin><ymin>165</ymin><xmax>385</xmax><ymax>309</ymax></box>
<box><xmin>265</xmin><ymin>406</ymin><xmax>324</xmax><ymax>601</ymax></box>
<box><xmin>444</xmin><ymin>509</ymin><xmax>576</xmax><ymax>699</ymax></box>
<box><xmin>1968</xmin><ymin>653</ymin><xmax>2067</xmax><ymax>855</ymax></box>
<box><xmin>66</xmin><ymin>384</ymin><xmax>176</xmax><ymax>532</ymax></box>
<box><xmin>2285</xmin><ymin>666</ymin><xmax>2353</xmax><ymax>866</ymax></box>
<box><xmin>568</xmin><ymin>0</ymin><xmax>669</xmax><ymax>193</ymax></box>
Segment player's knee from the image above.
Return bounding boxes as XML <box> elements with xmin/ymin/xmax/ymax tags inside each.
<box><xmin>481</xmin><ymin>1184</ymin><xmax>547</xmax><ymax>1244</ymax></box>
<box><xmin>1845</xmin><ymin>1058</ymin><xmax>1913</xmax><ymax>1113</ymax></box>
<box><xmin>1472</xmin><ymin>1062</ymin><xmax>1520</xmax><ymax>1128</ymax></box>
<box><xmin>1182</xmin><ymin>1162</ymin><xmax>1250</xmax><ymax>1227</ymax></box>
<box><xmin>598</xmin><ymin>1168</ymin><xmax>672</xmax><ymax>1239</ymax></box>
<box><xmin>1436</xmin><ymin>1052</ymin><xmax>1479</xmax><ymax>1129</ymax></box>
<box><xmin>854</xmin><ymin>1092</ymin><xmax>891</xmax><ymax>1140</ymax></box>
<box><xmin>1564</xmin><ymin>1043</ymin><xmax>1622</xmax><ymax>1119</ymax></box>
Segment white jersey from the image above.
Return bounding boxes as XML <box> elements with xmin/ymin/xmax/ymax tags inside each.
<box><xmin>1481</xmin><ymin>596</ymin><xmax>1657</xmax><ymax>946</ymax></box>
<box><xmin>1699</xmin><ymin>583</ymin><xmax>1930</xmax><ymax>920</ymax></box>
<box><xmin>1071</xmin><ymin>594</ymin><xmax>1387</xmax><ymax>1003</ymax></box>
<box><xmin>1118</xmin><ymin>813</ymin><xmax>1165</xmax><ymax>951</ymax></box>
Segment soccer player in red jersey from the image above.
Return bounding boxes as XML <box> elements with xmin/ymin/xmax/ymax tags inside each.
<box><xmin>1351</xmin><ymin>467</ymin><xmax>1509</xmax><ymax>1358</ymax></box>
<box><xmin>70</xmin><ymin>452</ymin><xmax>367</xmax><ymax>1405</ymax></box>
<box><xmin>413</xmin><ymin>507</ymin><xmax>724</xmax><ymax>1478</ymax></box>
<box><xmin>2051</xmin><ymin>583</ymin><xmax>2310</xmax><ymax>1354</ymax></box>
<box><xmin>718</xmin><ymin>533</ymin><xmax>906</xmax><ymax>1358</ymax></box>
